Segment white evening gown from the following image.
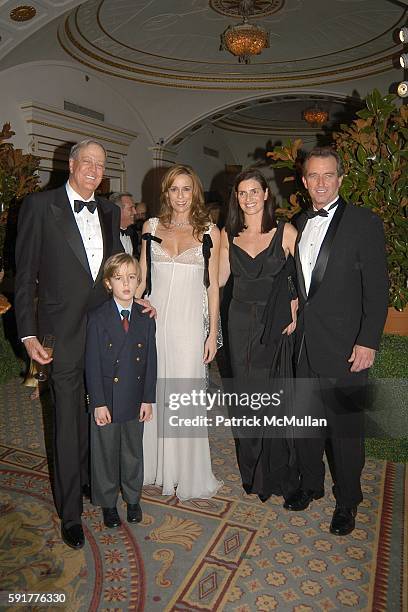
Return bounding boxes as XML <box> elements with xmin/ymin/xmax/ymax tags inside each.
<box><xmin>143</xmin><ymin>218</ymin><xmax>222</xmax><ymax>500</ymax></box>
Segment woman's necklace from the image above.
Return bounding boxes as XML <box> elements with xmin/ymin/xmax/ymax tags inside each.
<box><xmin>170</xmin><ymin>220</ymin><xmax>190</xmax><ymax>228</ymax></box>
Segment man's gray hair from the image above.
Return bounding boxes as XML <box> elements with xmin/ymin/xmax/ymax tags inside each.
<box><xmin>69</xmin><ymin>139</ymin><xmax>107</xmax><ymax>160</ymax></box>
<box><xmin>109</xmin><ymin>192</ymin><xmax>134</xmax><ymax>208</ymax></box>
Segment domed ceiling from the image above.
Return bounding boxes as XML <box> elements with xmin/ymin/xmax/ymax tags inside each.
<box><xmin>56</xmin><ymin>0</ymin><xmax>406</xmax><ymax>90</ymax></box>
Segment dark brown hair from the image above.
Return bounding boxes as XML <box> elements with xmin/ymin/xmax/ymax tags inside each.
<box><xmin>226</xmin><ymin>168</ymin><xmax>276</xmax><ymax>237</ymax></box>
<box><xmin>302</xmin><ymin>147</ymin><xmax>344</xmax><ymax>176</ymax></box>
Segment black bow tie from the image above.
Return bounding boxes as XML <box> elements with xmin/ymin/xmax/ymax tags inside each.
<box><xmin>74</xmin><ymin>199</ymin><xmax>97</xmax><ymax>214</ymax></box>
<box><xmin>305</xmin><ymin>201</ymin><xmax>338</xmax><ymax>219</ymax></box>
<box><xmin>120</xmin><ymin>228</ymin><xmax>131</xmax><ymax>237</ymax></box>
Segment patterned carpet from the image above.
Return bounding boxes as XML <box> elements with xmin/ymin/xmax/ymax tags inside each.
<box><xmin>0</xmin><ymin>379</ymin><xmax>406</xmax><ymax>611</ymax></box>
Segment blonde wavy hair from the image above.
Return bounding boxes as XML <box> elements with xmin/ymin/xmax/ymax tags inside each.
<box><xmin>159</xmin><ymin>165</ymin><xmax>211</xmax><ymax>240</ymax></box>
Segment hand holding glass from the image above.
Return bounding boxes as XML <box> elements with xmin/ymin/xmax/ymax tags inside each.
<box><xmin>34</xmin><ymin>334</ymin><xmax>55</xmax><ymax>382</ymax></box>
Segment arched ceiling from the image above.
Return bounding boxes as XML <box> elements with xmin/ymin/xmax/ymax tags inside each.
<box><xmin>168</xmin><ymin>93</ymin><xmax>363</xmax><ymax>146</ymax></box>
<box><xmin>0</xmin><ymin>0</ymin><xmax>405</xmax><ymax>88</ymax></box>
<box><xmin>0</xmin><ymin>1</ymin><xmax>82</xmax><ymax>61</ymax></box>
<box><xmin>55</xmin><ymin>0</ymin><xmax>406</xmax><ymax>90</ymax></box>
<box><xmin>0</xmin><ymin>0</ymin><xmax>405</xmax><ymax>142</ymax></box>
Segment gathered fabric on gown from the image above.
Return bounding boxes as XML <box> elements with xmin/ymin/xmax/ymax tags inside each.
<box><xmin>228</xmin><ymin>221</ymin><xmax>298</xmax><ymax>501</ymax></box>
<box><xmin>143</xmin><ymin>218</ymin><xmax>222</xmax><ymax>500</ymax></box>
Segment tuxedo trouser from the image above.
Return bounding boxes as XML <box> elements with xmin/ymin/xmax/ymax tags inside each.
<box><xmin>90</xmin><ymin>417</ymin><xmax>144</xmax><ymax>508</ymax></box>
<box><xmin>50</xmin><ymin>361</ymin><xmax>89</xmax><ymax>524</ymax></box>
<box><xmin>294</xmin><ymin>343</ymin><xmax>366</xmax><ymax>507</ymax></box>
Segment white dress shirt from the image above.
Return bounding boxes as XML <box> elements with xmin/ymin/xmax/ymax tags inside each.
<box><xmin>298</xmin><ymin>197</ymin><xmax>339</xmax><ymax>295</ymax></box>
<box><xmin>114</xmin><ymin>299</ymin><xmax>133</xmax><ymax>319</ymax></box>
<box><xmin>120</xmin><ymin>231</ymin><xmax>133</xmax><ymax>255</ymax></box>
<box><xmin>21</xmin><ymin>183</ymin><xmax>104</xmax><ymax>342</ymax></box>
<box><xmin>66</xmin><ymin>181</ymin><xmax>103</xmax><ymax>281</ymax></box>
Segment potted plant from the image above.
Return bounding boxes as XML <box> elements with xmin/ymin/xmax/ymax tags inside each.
<box><xmin>0</xmin><ymin>122</ymin><xmax>40</xmax><ymax>270</ymax></box>
<box><xmin>0</xmin><ymin>123</ymin><xmax>40</xmax><ymax>383</ymax></box>
<box><xmin>268</xmin><ymin>90</ymin><xmax>408</xmax><ymax>333</ymax></box>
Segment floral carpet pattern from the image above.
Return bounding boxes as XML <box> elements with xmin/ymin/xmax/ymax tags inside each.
<box><xmin>0</xmin><ymin>379</ymin><xmax>406</xmax><ymax>611</ymax></box>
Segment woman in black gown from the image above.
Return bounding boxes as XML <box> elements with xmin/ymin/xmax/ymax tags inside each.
<box><xmin>219</xmin><ymin>168</ymin><xmax>299</xmax><ymax>502</ymax></box>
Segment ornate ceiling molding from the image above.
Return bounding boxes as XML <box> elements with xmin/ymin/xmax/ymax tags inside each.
<box><xmin>209</xmin><ymin>0</ymin><xmax>285</xmax><ymax>18</ymax></box>
<box><xmin>0</xmin><ymin>0</ymin><xmax>83</xmax><ymax>63</ymax></box>
<box><xmin>57</xmin><ymin>0</ymin><xmax>405</xmax><ymax>90</ymax></box>
<box><xmin>10</xmin><ymin>6</ymin><xmax>36</xmax><ymax>22</ymax></box>
<box><xmin>167</xmin><ymin>93</ymin><xmax>362</xmax><ymax>144</ymax></box>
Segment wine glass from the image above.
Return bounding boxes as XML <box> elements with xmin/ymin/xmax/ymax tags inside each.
<box><xmin>34</xmin><ymin>334</ymin><xmax>55</xmax><ymax>382</ymax></box>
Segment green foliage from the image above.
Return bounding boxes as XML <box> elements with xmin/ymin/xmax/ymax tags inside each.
<box><xmin>267</xmin><ymin>138</ymin><xmax>310</xmax><ymax>219</ymax></box>
<box><xmin>268</xmin><ymin>90</ymin><xmax>408</xmax><ymax>309</ymax></box>
<box><xmin>0</xmin><ymin>122</ymin><xmax>40</xmax><ymax>260</ymax></box>
<box><xmin>0</xmin><ymin>319</ymin><xmax>22</xmax><ymax>383</ymax></box>
<box><xmin>333</xmin><ymin>90</ymin><xmax>408</xmax><ymax>310</ymax></box>
<box><xmin>371</xmin><ymin>334</ymin><xmax>408</xmax><ymax>378</ymax></box>
<box><xmin>366</xmin><ymin>334</ymin><xmax>408</xmax><ymax>463</ymax></box>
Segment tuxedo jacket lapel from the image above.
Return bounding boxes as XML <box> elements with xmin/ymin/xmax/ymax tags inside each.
<box><xmin>308</xmin><ymin>199</ymin><xmax>346</xmax><ymax>301</ymax></box>
<box><xmin>50</xmin><ymin>186</ymin><xmax>92</xmax><ymax>276</ymax></box>
<box><xmin>95</xmin><ymin>198</ymin><xmax>114</xmax><ymax>284</ymax></box>
<box><xmin>294</xmin><ymin>214</ymin><xmax>308</xmax><ymax>302</ymax></box>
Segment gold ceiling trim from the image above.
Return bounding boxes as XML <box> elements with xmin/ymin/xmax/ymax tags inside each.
<box><xmin>60</xmin><ymin>22</ymin><xmax>396</xmax><ymax>85</ymax></box>
<box><xmin>68</xmin><ymin>3</ymin><xmax>405</xmax><ymax>72</ymax></box>
<box><xmin>215</xmin><ymin>117</ymin><xmax>322</xmax><ymax>132</ymax></box>
<box><xmin>10</xmin><ymin>5</ymin><xmax>36</xmax><ymax>22</ymax></box>
<box><xmin>58</xmin><ymin>31</ymin><xmax>396</xmax><ymax>92</ymax></box>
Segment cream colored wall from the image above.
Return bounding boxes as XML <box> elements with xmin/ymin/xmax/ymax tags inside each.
<box><xmin>0</xmin><ymin>61</ymin><xmax>154</xmax><ymax>200</ymax></box>
<box><xmin>174</xmin><ymin>125</ymin><xmax>237</xmax><ymax>191</ymax></box>
<box><xmin>0</xmin><ymin>53</ymin><xmax>402</xmax><ymax>207</ymax></box>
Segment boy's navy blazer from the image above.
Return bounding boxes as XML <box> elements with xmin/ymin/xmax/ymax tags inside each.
<box><xmin>85</xmin><ymin>299</ymin><xmax>157</xmax><ymax>423</ymax></box>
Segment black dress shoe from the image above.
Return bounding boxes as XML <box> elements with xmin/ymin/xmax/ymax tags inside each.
<box><xmin>127</xmin><ymin>503</ymin><xmax>142</xmax><ymax>523</ymax></box>
<box><xmin>102</xmin><ymin>507</ymin><xmax>121</xmax><ymax>529</ymax></box>
<box><xmin>82</xmin><ymin>484</ymin><xmax>91</xmax><ymax>499</ymax></box>
<box><xmin>283</xmin><ymin>488</ymin><xmax>324</xmax><ymax>511</ymax></box>
<box><xmin>330</xmin><ymin>505</ymin><xmax>357</xmax><ymax>536</ymax></box>
<box><xmin>61</xmin><ymin>522</ymin><xmax>85</xmax><ymax>549</ymax></box>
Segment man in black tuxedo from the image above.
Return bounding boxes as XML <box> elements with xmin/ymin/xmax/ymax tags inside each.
<box><xmin>284</xmin><ymin>147</ymin><xmax>389</xmax><ymax>535</ymax></box>
<box><xmin>15</xmin><ymin>139</ymin><xmax>124</xmax><ymax>549</ymax></box>
<box><xmin>110</xmin><ymin>192</ymin><xmax>139</xmax><ymax>257</ymax></box>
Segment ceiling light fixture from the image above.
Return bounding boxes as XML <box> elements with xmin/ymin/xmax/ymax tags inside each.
<box><xmin>399</xmin><ymin>26</ymin><xmax>408</xmax><ymax>43</ymax></box>
<box><xmin>400</xmin><ymin>52</ymin><xmax>408</xmax><ymax>68</ymax></box>
<box><xmin>220</xmin><ymin>0</ymin><xmax>269</xmax><ymax>64</ymax></box>
<box><xmin>397</xmin><ymin>81</ymin><xmax>408</xmax><ymax>97</ymax></box>
<box><xmin>303</xmin><ymin>105</ymin><xmax>329</xmax><ymax>127</ymax></box>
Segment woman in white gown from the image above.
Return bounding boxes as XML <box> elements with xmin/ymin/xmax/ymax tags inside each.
<box><xmin>137</xmin><ymin>165</ymin><xmax>222</xmax><ymax>500</ymax></box>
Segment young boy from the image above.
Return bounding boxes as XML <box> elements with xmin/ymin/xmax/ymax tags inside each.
<box><xmin>85</xmin><ymin>253</ymin><xmax>156</xmax><ymax>528</ymax></box>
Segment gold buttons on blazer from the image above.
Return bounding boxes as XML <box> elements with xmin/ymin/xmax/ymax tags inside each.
<box><xmin>113</xmin><ymin>377</ymin><xmax>119</xmax><ymax>383</ymax></box>
<box><xmin>137</xmin><ymin>343</ymin><xmax>143</xmax><ymax>348</ymax></box>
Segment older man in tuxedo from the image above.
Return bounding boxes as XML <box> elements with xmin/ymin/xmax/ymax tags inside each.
<box><xmin>284</xmin><ymin>147</ymin><xmax>389</xmax><ymax>536</ymax></box>
<box><xmin>110</xmin><ymin>192</ymin><xmax>139</xmax><ymax>256</ymax></box>
<box><xmin>15</xmin><ymin>139</ymin><xmax>125</xmax><ymax>549</ymax></box>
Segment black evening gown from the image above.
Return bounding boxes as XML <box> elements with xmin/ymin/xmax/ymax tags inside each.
<box><xmin>228</xmin><ymin>222</ymin><xmax>299</xmax><ymax>501</ymax></box>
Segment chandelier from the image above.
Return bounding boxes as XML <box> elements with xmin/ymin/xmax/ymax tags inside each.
<box><xmin>303</xmin><ymin>105</ymin><xmax>329</xmax><ymax>127</ymax></box>
<box><xmin>220</xmin><ymin>0</ymin><xmax>269</xmax><ymax>64</ymax></box>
